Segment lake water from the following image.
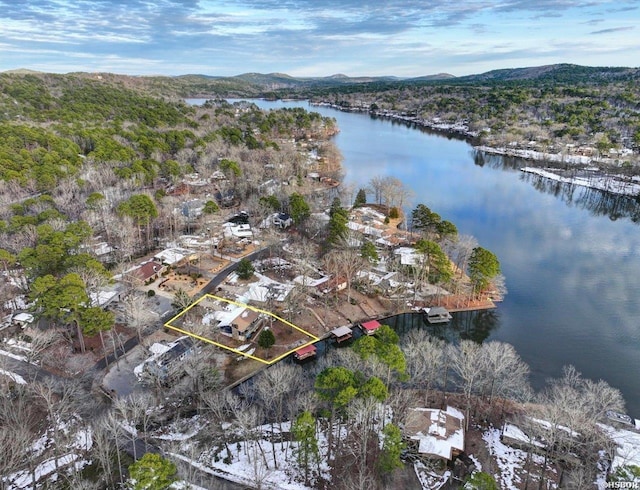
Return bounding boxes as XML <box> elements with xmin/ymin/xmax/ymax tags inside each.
<box><xmin>189</xmin><ymin>98</ymin><xmax>640</xmax><ymax>416</ymax></box>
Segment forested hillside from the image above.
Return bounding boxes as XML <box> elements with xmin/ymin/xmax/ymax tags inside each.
<box><xmin>0</xmin><ymin>71</ymin><xmax>339</xmax><ymax>309</ymax></box>
<box><xmin>292</xmin><ymin>69</ymin><xmax>640</xmax><ymax>165</ymax></box>
<box><xmin>134</xmin><ymin>64</ymin><xmax>640</xmax><ymax>167</ymax></box>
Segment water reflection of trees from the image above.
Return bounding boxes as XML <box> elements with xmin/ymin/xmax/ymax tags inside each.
<box><xmin>472</xmin><ymin>150</ymin><xmax>640</xmax><ymax>223</ymax></box>
<box><xmin>385</xmin><ymin>309</ymin><xmax>500</xmax><ymax>345</ymax></box>
<box><xmin>522</xmin><ymin>173</ymin><xmax>640</xmax><ymax>222</ymax></box>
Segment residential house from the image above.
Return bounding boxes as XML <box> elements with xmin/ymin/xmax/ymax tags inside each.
<box><xmin>136</xmin><ymin>261</ymin><xmax>164</xmax><ymax>283</ymax></box>
<box><xmin>230</xmin><ymin>309</ymin><xmax>265</xmax><ymax>341</ymax></box>
<box><xmin>222</xmin><ymin>223</ymin><xmax>253</xmax><ymax>240</ymax></box>
<box><xmin>273</xmin><ymin>213</ymin><xmax>293</xmax><ymax>229</ymax></box>
<box><xmin>208</xmin><ymin>305</ymin><xmax>266</xmax><ymax>341</ymax></box>
<box><xmin>404</xmin><ymin>406</ymin><xmax>465</xmax><ymax>460</ymax></box>
<box><xmin>144</xmin><ymin>336</ymin><xmax>197</xmax><ymax>382</ymax></box>
<box><xmin>154</xmin><ymin>247</ymin><xmax>195</xmax><ymax>266</ymax></box>
<box><xmin>214</xmin><ymin>189</ymin><xmax>236</xmax><ymax>207</ymax></box>
<box><xmin>181</xmin><ymin>199</ymin><xmax>205</xmax><ymax>219</ymax></box>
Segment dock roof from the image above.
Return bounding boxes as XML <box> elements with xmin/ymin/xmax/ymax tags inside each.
<box><xmin>361</xmin><ymin>320</ymin><xmax>381</xmax><ymax>332</ymax></box>
<box><xmin>331</xmin><ymin>325</ymin><xmax>352</xmax><ymax>337</ymax></box>
<box><xmin>295</xmin><ymin>344</ymin><xmax>317</xmax><ymax>356</ymax></box>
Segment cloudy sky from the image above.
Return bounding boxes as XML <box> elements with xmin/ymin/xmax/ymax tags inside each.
<box><xmin>0</xmin><ymin>0</ymin><xmax>638</xmax><ymax>77</ymax></box>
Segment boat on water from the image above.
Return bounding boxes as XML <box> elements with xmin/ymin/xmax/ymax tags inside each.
<box><xmin>424</xmin><ymin>306</ymin><xmax>452</xmax><ymax>324</ymax></box>
<box><xmin>606</xmin><ymin>410</ymin><xmax>634</xmax><ymax>426</ymax></box>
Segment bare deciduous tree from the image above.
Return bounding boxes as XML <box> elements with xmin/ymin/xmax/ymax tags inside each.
<box><xmin>121</xmin><ymin>291</ymin><xmax>157</xmax><ymax>343</ymax></box>
<box><xmin>402</xmin><ymin>329</ymin><xmax>445</xmax><ymax>405</ymax></box>
<box><xmin>478</xmin><ymin>341</ymin><xmax>530</xmax><ymax>419</ymax></box>
<box><xmin>255</xmin><ymin>363</ymin><xmax>298</xmax><ymax>466</ymax></box>
<box><xmin>450</xmin><ymin>340</ymin><xmax>484</xmax><ymax>430</ymax></box>
<box><xmin>323</xmin><ymin>247</ymin><xmax>364</xmax><ymax>304</ymax></box>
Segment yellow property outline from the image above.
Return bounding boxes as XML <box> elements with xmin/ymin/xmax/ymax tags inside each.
<box><xmin>164</xmin><ymin>294</ymin><xmax>320</xmax><ymax>365</ymax></box>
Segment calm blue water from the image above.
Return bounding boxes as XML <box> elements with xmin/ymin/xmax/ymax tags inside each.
<box><xmin>190</xmin><ymin>98</ymin><xmax>640</xmax><ymax>415</ymax></box>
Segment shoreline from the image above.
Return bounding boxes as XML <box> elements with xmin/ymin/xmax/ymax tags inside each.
<box><xmin>309</xmin><ymin>101</ymin><xmax>640</xmax><ymax>197</ymax></box>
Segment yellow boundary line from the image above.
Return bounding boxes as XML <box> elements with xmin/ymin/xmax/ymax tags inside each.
<box><xmin>164</xmin><ymin>294</ymin><xmax>319</xmax><ymax>365</ymax></box>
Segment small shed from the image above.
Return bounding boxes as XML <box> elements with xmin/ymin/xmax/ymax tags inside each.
<box><xmin>318</xmin><ymin>276</ymin><xmax>347</xmax><ymax>295</ymax></box>
<box><xmin>331</xmin><ymin>325</ymin><xmax>353</xmax><ymax>343</ymax></box>
<box><xmin>294</xmin><ymin>344</ymin><xmax>317</xmax><ymax>361</ymax></box>
<box><xmin>12</xmin><ymin>312</ymin><xmax>34</xmax><ymax>327</ymax></box>
<box><xmin>360</xmin><ymin>319</ymin><xmax>381</xmax><ymax>335</ymax></box>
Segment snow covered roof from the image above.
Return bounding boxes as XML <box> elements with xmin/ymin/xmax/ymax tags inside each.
<box><xmin>501</xmin><ymin>423</ymin><xmax>545</xmax><ymax>448</ymax></box>
<box><xmin>405</xmin><ymin>406</ymin><xmax>465</xmax><ymax>460</ymax></box>
<box><xmin>346</xmin><ymin>221</ymin><xmax>384</xmax><ymax>237</ymax></box>
<box><xmin>89</xmin><ymin>241</ymin><xmax>115</xmax><ymax>256</ymax></box>
<box><xmin>222</xmin><ymin>223</ymin><xmax>253</xmax><ymax>238</ymax></box>
<box><xmin>154</xmin><ymin>247</ymin><xmax>193</xmax><ymax>265</ymax></box>
<box><xmin>89</xmin><ymin>289</ymin><xmax>118</xmax><ymax>307</ymax></box>
<box><xmin>203</xmin><ymin>304</ymin><xmax>246</xmax><ymax>328</ymax></box>
<box><xmin>394</xmin><ymin>247</ymin><xmax>420</xmax><ymax>266</ymax></box>
<box><xmin>293</xmin><ymin>275</ymin><xmax>328</xmax><ymax>287</ymax></box>
<box><xmin>12</xmin><ymin>312</ymin><xmax>34</xmax><ymax>324</ymax></box>
<box><xmin>238</xmin><ymin>273</ymin><xmax>293</xmax><ymax>303</ymax></box>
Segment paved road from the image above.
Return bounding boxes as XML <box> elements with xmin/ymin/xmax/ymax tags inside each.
<box><xmin>1</xmin><ymin>246</ymin><xmax>273</xmax><ymax>489</ymax></box>
<box><xmin>93</xmin><ymin>334</ymin><xmax>142</xmax><ymax>371</ymax></box>
<box><xmin>0</xmin><ymin>351</ymin><xmax>58</xmax><ymax>384</ymax></box>
<box><xmin>93</xmin><ymin>246</ymin><xmax>272</xmax><ymax>371</ymax></box>
<box><xmin>197</xmin><ymin>246</ymin><xmax>271</xmax><ymax>298</ymax></box>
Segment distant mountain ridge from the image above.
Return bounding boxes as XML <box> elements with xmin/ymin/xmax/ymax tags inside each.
<box><xmin>171</xmin><ymin>64</ymin><xmax>638</xmax><ymax>95</ymax></box>
<box><xmin>2</xmin><ymin>64</ymin><xmax>638</xmax><ymax>98</ymax></box>
<box><xmin>453</xmin><ymin>63</ymin><xmax>639</xmax><ymax>83</ymax></box>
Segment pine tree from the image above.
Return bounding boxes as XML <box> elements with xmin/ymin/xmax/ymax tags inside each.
<box><xmin>127</xmin><ymin>453</ymin><xmax>177</xmax><ymax>490</ymax></box>
<box><xmin>353</xmin><ymin>188</ymin><xmax>367</xmax><ymax>207</ymax></box>
<box><xmin>257</xmin><ymin>328</ymin><xmax>275</xmax><ymax>357</ymax></box>
<box><xmin>292</xmin><ymin>411</ymin><xmax>319</xmax><ymax>485</ymax></box>
<box><xmin>236</xmin><ymin>258</ymin><xmax>255</xmax><ymax>280</ymax></box>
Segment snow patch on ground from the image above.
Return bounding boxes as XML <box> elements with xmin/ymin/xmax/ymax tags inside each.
<box><xmin>0</xmin><ymin>368</ymin><xmax>26</xmax><ymax>384</ymax></box>
<box><xmin>3</xmin><ymin>454</ymin><xmax>89</xmax><ymax>489</ymax></box>
<box><xmin>521</xmin><ymin>167</ymin><xmax>640</xmax><ymax>196</ymax></box>
<box><xmin>598</xmin><ymin>423</ymin><xmax>640</xmax><ymax>471</ymax></box>
<box><xmin>482</xmin><ymin>427</ymin><xmax>554</xmax><ymax>490</ymax></box>
<box><xmin>413</xmin><ymin>461</ymin><xmax>450</xmax><ymax>489</ymax></box>
<box><xmin>0</xmin><ymin>348</ymin><xmax>29</xmax><ymax>363</ymax></box>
